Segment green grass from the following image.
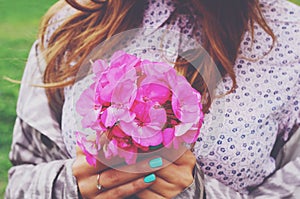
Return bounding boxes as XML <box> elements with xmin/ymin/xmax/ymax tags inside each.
<box><xmin>0</xmin><ymin>0</ymin><xmax>57</xmax><ymax>197</ymax></box>
<box><xmin>291</xmin><ymin>0</ymin><xmax>300</xmax><ymax>5</ymax></box>
<box><xmin>0</xmin><ymin>0</ymin><xmax>300</xmax><ymax>198</ymax></box>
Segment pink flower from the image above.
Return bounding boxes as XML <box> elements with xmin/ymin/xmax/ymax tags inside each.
<box><xmin>101</xmin><ymin>78</ymin><xmax>137</xmax><ymax>128</ymax></box>
<box><xmin>162</xmin><ymin>123</ymin><xmax>201</xmax><ymax>149</ymax></box>
<box><xmin>136</xmin><ymin>82</ymin><xmax>171</xmax><ymax>104</ymax></box>
<box><xmin>76</xmin><ymin>51</ymin><xmax>204</xmax><ymax>166</ymax></box>
<box><xmin>141</xmin><ymin>60</ymin><xmax>175</xmax><ymax>78</ymax></box>
<box><xmin>103</xmin><ymin>126</ymin><xmax>145</xmax><ymax>164</ymax></box>
<box><xmin>76</xmin><ymin>132</ymin><xmax>101</xmax><ymax>167</ymax></box>
<box><xmin>110</xmin><ymin>51</ymin><xmax>142</xmax><ymax>69</ymax></box>
<box><xmin>119</xmin><ymin>100</ymin><xmax>166</xmax><ymax>147</ymax></box>
<box><xmin>76</xmin><ymin>83</ymin><xmax>104</xmax><ymax>131</ymax></box>
<box><xmin>92</xmin><ymin>59</ymin><xmax>109</xmax><ymax>79</ymax></box>
<box><xmin>94</xmin><ymin>51</ymin><xmax>140</xmax><ymax>103</ymax></box>
<box><xmin>171</xmin><ymin>76</ymin><xmax>202</xmax><ymax>124</ymax></box>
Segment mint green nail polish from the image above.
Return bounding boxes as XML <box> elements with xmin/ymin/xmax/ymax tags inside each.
<box><xmin>144</xmin><ymin>174</ymin><xmax>156</xmax><ymax>183</ymax></box>
<box><xmin>149</xmin><ymin>157</ymin><xmax>163</xmax><ymax>168</ymax></box>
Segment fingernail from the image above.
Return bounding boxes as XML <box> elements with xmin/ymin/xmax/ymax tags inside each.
<box><xmin>149</xmin><ymin>157</ymin><xmax>163</xmax><ymax>168</ymax></box>
<box><xmin>149</xmin><ymin>144</ymin><xmax>163</xmax><ymax>150</ymax></box>
<box><xmin>144</xmin><ymin>173</ymin><xmax>156</xmax><ymax>183</ymax></box>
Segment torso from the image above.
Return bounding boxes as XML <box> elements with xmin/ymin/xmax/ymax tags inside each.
<box><xmin>61</xmin><ymin>0</ymin><xmax>300</xmax><ymax>193</ymax></box>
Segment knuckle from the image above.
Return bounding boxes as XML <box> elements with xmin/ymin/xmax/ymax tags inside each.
<box><xmin>111</xmin><ymin>187</ymin><xmax>123</xmax><ymax>198</ymax></box>
<box><xmin>186</xmin><ymin>152</ymin><xmax>196</xmax><ymax>166</ymax></box>
<box><xmin>112</xmin><ymin>180</ymin><xmax>144</xmax><ymax>198</ymax></box>
<box><xmin>190</xmin><ymin>155</ymin><xmax>196</xmax><ymax>166</ymax></box>
<box><xmin>78</xmin><ymin>183</ymin><xmax>91</xmax><ymax>199</ymax></box>
<box><xmin>179</xmin><ymin>171</ymin><xmax>194</xmax><ymax>188</ymax></box>
<box><xmin>72</xmin><ymin>159</ymin><xmax>81</xmax><ymax>177</ymax></box>
<box><xmin>185</xmin><ymin>174</ymin><xmax>194</xmax><ymax>186</ymax></box>
<box><xmin>101</xmin><ymin>170</ymin><xmax>119</xmax><ymax>186</ymax></box>
<box><xmin>132</xmin><ymin>179</ymin><xmax>144</xmax><ymax>191</ymax></box>
<box><xmin>72</xmin><ymin>155</ymin><xmax>91</xmax><ymax>177</ymax></box>
<box><xmin>166</xmin><ymin>191</ymin><xmax>180</xmax><ymax>199</ymax></box>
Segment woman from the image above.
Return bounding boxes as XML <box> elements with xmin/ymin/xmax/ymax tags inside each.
<box><xmin>5</xmin><ymin>0</ymin><xmax>300</xmax><ymax>198</ymax></box>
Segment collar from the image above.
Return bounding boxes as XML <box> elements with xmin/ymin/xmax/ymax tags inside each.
<box><xmin>143</xmin><ymin>0</ymin><xmax>176</xmax><ymax>30</ymax></box>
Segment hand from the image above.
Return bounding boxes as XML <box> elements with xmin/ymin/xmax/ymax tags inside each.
<box><xmin>72</xmin><ymin>147</ymin><xmax>161</xmax><ymax>199</ymax></box>
<box><xmin>136</xmin><ymin>149</ymin><xmax>196</xmax><ymax>199</ymax></box>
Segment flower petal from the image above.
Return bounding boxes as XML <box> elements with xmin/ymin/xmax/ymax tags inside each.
<box><xmin>174</xmin><ymin>123</ymin><xmax>194</xmax><ymax>136</ymax></box>
<box><xmin>93</xmin><ymin>59</ymin><xmax>108</xmax><ymax>76</ymax></box>
<box><xmin>118</xmin><ymin>147</ymin><xmax>138</xmax><ymax>165</ymax></box>
<box><xmin>111</xmin><ymin>79</ymin><xmax>137</xmax><ymax>105</ymax></box>
<box><xmin>132</xmin><ymin>126</ymin><xmax>163</xmax><ymax>146</ymax></box>
<box><xmin>136</xmin><ymin>83</ymin><xmax>171</xmax><ymax>104</ymax></box>
<box><xmin>181</xmin><ymin>127</ymin><xmax>200</xmax><ymax>144</ymax></box>
<box><xmin>103</xmin><ymin>140</ymin><xmax>118</xmax><ymax>159</ymax></box>
<box><xmin>76</xmin><ymin>132</ymin><xmax>100</xmax><ymax>167</ymax></box>
<box><xmin>148</xmin><ymin>105</ymin><xmax>167</xmax><ymax>128</ymax></box>
<box><xmin>162</xmin><ymin>128</ymin><xmax>175</xmax><ymax>148</ymax></box>
<box><xmin>110</xmin><ymin>51</ymin><xmax>141</xmax><ymax>69</ymax></box>
<box><xmin>102</xmin><ymin>107</ymin><xmax>135</xmax><ymax>128</ymax></box>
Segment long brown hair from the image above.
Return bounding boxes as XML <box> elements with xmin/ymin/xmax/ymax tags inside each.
<box><xmin>39</xmin><ymin>0</ymin><xmax>275</xmax><ymax>123</ymax></box>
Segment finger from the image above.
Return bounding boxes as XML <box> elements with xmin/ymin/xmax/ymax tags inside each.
<box><xmin>152</xmin><ymin>159</ymin><xmax>178</xmax><ymax>184</ymax></box>
<box><xmin>148</xmin><ymin>177</ymin><xmax>180</xmax><ymax>198</ymax></box>
<box><xmin>154</xmin><ymin>159</ymin><xmax>194</xmax><ymax>189</ymax></box>
<box><xmin>81</xmin><ymin>170</ymin><xmax>153</xmax><ymax>197</ymax></box>
<box><xmin>74</xmin><ymin>146</ymin><xmax>108</xmax><ymax>175</ymax></box>
<box><xmin>75</xmin><ymin>145</ymin><xmax>132</xmax><ymax>175</ymax></box>
<box><xmin>137</xmin><ymin>189</ymin><xmax>166</xmax><ymax>199</ymax></box>
<box><xmin>159</xmin><ymin>146</ymin><xmax>195</xmax><ymax>166</ymax></box>
<box><xmin>77</xmin><ymin>174</ymin><xmax>102</xmax><ymax>197</ymax></box>
<box><xmin>96</xmin><ymin>174</ymin><xmax>156</xmax><ymax>199</ymax></box>
<box><xmin>99</xmin><ymin>156</ymin><xmax>164</xmax><ymax>189</ymax></box>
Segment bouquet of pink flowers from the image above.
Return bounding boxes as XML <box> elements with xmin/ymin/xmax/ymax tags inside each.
<box><xmin>76</xmin><ymin>51</ymin><xmax>204</xmax><ymax>166</ymax></box>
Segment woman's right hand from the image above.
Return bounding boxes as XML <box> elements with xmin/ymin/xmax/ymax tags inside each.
<box><xmin>72</xmin><ymin>147</ymin><xmax>159</xmax><ymax>199</ymax></box>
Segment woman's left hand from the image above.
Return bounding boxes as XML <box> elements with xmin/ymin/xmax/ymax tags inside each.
<box><xmin>136</xmin><ymin>149</ymin><xmax>196</xmax><ymax>199</ymax></box>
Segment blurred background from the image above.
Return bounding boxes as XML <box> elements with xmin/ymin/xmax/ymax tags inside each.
<box><xmin>0</xmin><ymin>0</ymin><xmax>56</xmax><ymax>196</ymax></box>
<box><xmin>0</xmin><ymin>0</ymin><xmax>300</xmax><ymax>197</ymax></box>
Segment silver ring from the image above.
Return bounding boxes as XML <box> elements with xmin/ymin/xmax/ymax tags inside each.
<box><xmin>97</xmin><ymin>173</ymin><xmax>104</xmax><ymax>191</ymax></box>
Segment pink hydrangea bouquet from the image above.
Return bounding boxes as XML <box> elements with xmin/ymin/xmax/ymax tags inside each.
<box><xmin>76</xmin><ymin>51</ymin><xmax>204</xmax><ymax>166</ymax></box>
